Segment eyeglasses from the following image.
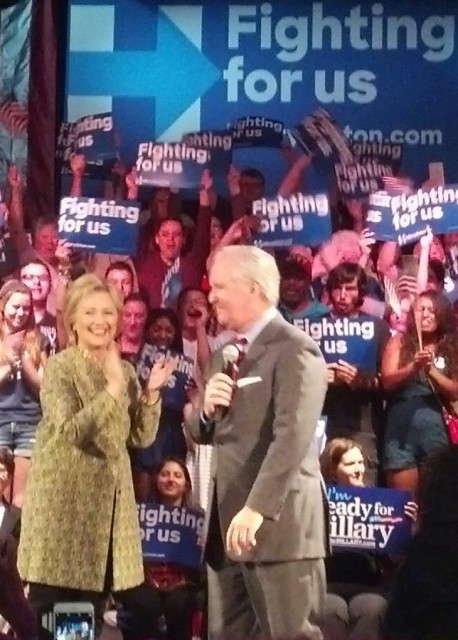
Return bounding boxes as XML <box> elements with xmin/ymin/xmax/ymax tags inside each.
<box><xmin>22</xmin><ymin>274</ymin><xmax>50</xmax><ymax>282</ymax></box>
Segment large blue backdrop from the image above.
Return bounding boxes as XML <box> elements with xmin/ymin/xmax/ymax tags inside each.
<box><xmin>66</xmin><ymin>1</ymin><xmax>458</xmax><ymax>194</ymax></box>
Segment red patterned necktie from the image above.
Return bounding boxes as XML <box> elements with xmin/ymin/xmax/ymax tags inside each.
<box><xmin>235</xmin><ymin>337</ymin><xmax>248</xmax><ymax>367</ymax></box>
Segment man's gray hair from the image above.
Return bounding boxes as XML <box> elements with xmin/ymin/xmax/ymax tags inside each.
<box><xmin>213</xmin><ymin>245</ymin><xmax>280</xmax><ymax>306</ymax></box>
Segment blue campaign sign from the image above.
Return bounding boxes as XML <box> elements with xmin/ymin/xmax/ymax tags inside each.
<box><xmin>292</xmin><ymin>108</ymin><xmax>354</xmax><ymax>165</ymax></box>
<box><xmin>56</xmin><ymin>122</ymin><xmax>76</xmax><ymax>173</ymax></box>
<box><xmin>73</xmin><ymin>112</ymin><xmax>118</xmax><ymax>168</ymax></box>
<box><xmin>303</xmin><ymin>315</ymin><xmax>379</xmax><ymax>373</ymax></box>
<box><xmin>182</xmin><ymin>129</ymin><xmax>232</xmax><ymax>178</ymax></box>
<box><xmin>252</xmin><ymin>193</ymin><xmax>331</xmax><ymax>248</ymax></box>
<box><xmin>66</xmin><ymin>2</ymin><xmax>458</xmax><ymax>197</ymax></box>
<box><xmin>335</xmin><ymin>160</ymin><xmax>393</xmax><ymax>199</ymax></box>
<box><xmin>136</xmin><ymin>344</ymin><xmax>194</xmax><ymax>410</ymax></box>
<box><xmin>136</xmin><ymin>142</ymin><xmax>209</xmax><ymax>189</ymax></box>
<box><xmin>327</xmin><ymin>485</ymin><xmax>413</xmax><ymax>554</ymax></box>
<box><xmin>58</xmin><ymin>197</ymin><xmax>140</xmax><ymax>255</ymax></box>
<box><xmin>232</xmin><ymin>116</ymin><xmax>284</xmax><ymax>148</ymax></box>
<box><xmin>138</xmin><ymin>502</ymin><xmax>205</xmax><ymax>569</ymax></box>
<box><xmin>367</xmin><ymin>184</ymin><xmax>458</xmax><ymax>245</ymax></box>
<box><xmin>351</xmin><ymin>141</ymin><xmax>403</xmax><ymax>172</ymax></box>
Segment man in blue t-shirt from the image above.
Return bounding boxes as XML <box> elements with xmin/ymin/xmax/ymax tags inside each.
<box><xmin>278</xmin><ymin>258</ymin><xmax>329</xmax><ymax>329</ymax></box>
<box><xmin>320</xmin><ymin>262</ymin><xmax>390</xmax><ymax>484</ymax></box>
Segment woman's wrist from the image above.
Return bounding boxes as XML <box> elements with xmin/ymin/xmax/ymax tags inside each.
<box><xmin>142</xmin><ymin>389</ymin><xmax>161</xmax><ymax>405</ymax></box>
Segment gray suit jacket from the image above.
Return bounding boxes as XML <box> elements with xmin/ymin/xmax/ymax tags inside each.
<box><xmin>188</xmin><ymin>313</ymin><xmax>329</xmax><ymax>564</ymax></box>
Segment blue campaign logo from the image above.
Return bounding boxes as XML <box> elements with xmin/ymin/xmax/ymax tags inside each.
<box><xmin>304</xmin><ymin>315</ymin><xmax>378</xmax><ymax>374</ymax></box>
<box><xmin>58</xmin><ymin>197</ymin><xmax>140</xmax><ymax>255</ymax></box>
<box><xmin>67</xmin><ymin>3</ymin><xmax>221</xmax><ymax>143</ymax></box>
<box><xmin>136</xmin><ymin>141</ymin><xmax>210</xmax><ymax>189</ymax></box>
<box><xmin>138</xmin><ymin>502</ymin><xmax>205</xmax><ymax>570</ymax></box>
<box><xmin>327</xmin><ymin>485</ymin><xmax>413</xmax><ymax>555</ymax></box>
<box><xmin>367</xmin><ymin>185</ymin><xmax>458</xmax><ymax>245</ymax></box>
<box><xmin>252</xmin><ymin>193</ymin><xmax>331</xmax><ymax>248</ymax></box>
<box><xmin>335</xmin><ymin>160</ymin><xmax>393</xmax><ymax>199</ymax></box>
<box><xmin>137</xmin><ymin>344</ymin><xmax>194</xmax><ymax>410</ymax></box>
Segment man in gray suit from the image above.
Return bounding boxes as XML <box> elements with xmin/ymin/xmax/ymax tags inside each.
<box><xmin>187</xmin><ymin>245</ymin><xmax>328</xmax><ymax>640</ymax></box>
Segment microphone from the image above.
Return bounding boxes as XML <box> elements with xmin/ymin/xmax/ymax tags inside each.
<box><xmin>216</xmin><ymin>344</ymin><xmax>240</xmax><ymax>420</ymax></box>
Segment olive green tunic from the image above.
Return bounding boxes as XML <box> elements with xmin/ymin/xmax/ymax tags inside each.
<box><xmin>18</xmin><ymin>346</ymin><xmax>161</xmax><ymax>592</ymax></box>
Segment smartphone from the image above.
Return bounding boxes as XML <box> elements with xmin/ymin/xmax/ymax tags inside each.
<box><xmin>53</xmin><ymin>603</ymin><xmax>95</xmax><ymax>640</ymax></box>
<box><xmin>429</xmin><ymin>161</ymin><xmax>445</xmax><ymax>186</ymax></box>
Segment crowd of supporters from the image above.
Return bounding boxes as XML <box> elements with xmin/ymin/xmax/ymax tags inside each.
<box><xmin>0</xmin><ymin>143</ymin><xmax>457</xmax><ymax>640</ymax></box>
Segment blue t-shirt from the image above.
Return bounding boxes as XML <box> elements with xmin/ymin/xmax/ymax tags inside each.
<box><xmin>0</xmin><ymin>371</ymin><xmax>41</xmax><ymax>425</ymax></box>
<box><xmin>279</xmin><ymin>301</ymin><xmax>330</xmax><ymax>330</ymax></box>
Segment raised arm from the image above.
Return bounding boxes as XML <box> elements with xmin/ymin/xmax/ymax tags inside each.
<box><xmin>416</xmin><ymin>228</ymin><xmax>433</xmax><ymax>294</ymax></box>
<box><xmin>277</xmin><ymin>153</ymin><xmax>312</xmax><ymax>197</ymax></box>
<box><xmin>189</xmin><ymin>169</ymin><xmax>212</xmax><ymax>269</ymax></box>
<box><xmin>70</xmin><ymin>153</ymin><xmax>85</xmax><ymax>197</ymax></box>
<box><xmin>6</xmin><ymin>165</ymin><xmax>33</xmax><ymax>258</ymax></box>
<box><xmin>227</xmin><ymin>164</ymin><xmax>246</xmax><ymax>221</ymax></box>
<box><xmin>377</xmin><ymin>241</ymin><xmax>400</xmax><ymax>282</ymax></box>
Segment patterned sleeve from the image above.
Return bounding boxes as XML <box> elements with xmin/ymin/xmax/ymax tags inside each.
<box><xmin>126</xmin><ymin>365</ymin><xmax>162</xmax><ymax>449</ymax></box>
<box><xmin>40</xmin><ymin>355</ymin><xmax>126</xmax><ymax>456</ymax></box>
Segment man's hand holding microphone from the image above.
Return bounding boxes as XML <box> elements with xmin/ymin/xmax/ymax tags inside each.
<box><xmin>203</xmin><ymin>344</ymin><xmax>240</xmax><ymax>420</ymax></box>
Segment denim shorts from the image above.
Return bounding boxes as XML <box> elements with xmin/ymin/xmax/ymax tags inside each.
<box><xmin>0</xmin><ymin>421</ymin><xmax>37</xmax><ymax>457</ymax></box>
<box><xmin>383</xmin><ymin>397</ymin><xmax>449</xmax><ymax>471</ymax></box>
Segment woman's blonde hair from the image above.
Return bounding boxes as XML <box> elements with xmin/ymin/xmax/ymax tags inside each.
<box><xmin>63</xmin><ymin>273</ymin><xmax>122</xmax><ymax>345</ymax></box>
<box><xmin>320</xmin><ymin>437</ymin><xmax>363</xmax><ymax>484</ymax></box>
<box><xmin>0</xmin><ymin>279</ymin><xmax>42</xmax><ymax>366</ymax></box>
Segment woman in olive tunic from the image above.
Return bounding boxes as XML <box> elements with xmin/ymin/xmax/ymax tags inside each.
<box><xmin>18</xmin><ymin>274</ymin><xmax>176</xmax><ymax>620</ymax></box>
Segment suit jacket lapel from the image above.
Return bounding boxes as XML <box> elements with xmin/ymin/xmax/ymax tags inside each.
<box><xmin>237</xmin><ymin>314</ymin><xmax>283</xmax><ymax>378</ymax></box>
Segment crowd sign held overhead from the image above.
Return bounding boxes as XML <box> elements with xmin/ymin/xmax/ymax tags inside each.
<box><xmin>138</xmin><ymin>502</ymin><xmax>204</xmax><ymax>570</ymax></box>
<box><xmin>350</xmin><ymin>141</ymin><xmax>403</xmax><ymax>172</ymax></box>
<box><xmin>231</xmin><ymin>116</ymin><xmax>285</xmax><ymax>148</ymax></box>
<box><xmin>56</xmin><ymin>112</ymin><xmax>118</xmax><ymax>175</ymax></box>
<box><xmin>292</xmin><ymin>108</ymin><xmax>354</xmax><ymax>165</ymax></box>
<box><xmin>182</xmin><ymin>130</ymin><xmax>233</xmax><ymax>176</ymax></box>
<box><xmin>327</xmin><ymin>485</ymin><xmax>413</xmax><ymax>554</ymax></box>
<box><xmin>367</xmin><ymin>185</ymin><xmax>458</xmax><ymax>245</ymax></box>
<box><xmin>335</xmin><ymin>160</ymin><xmax>393</xmax><ymax>198</ymax></box>
<box><xmin>136</xmin><ymin>142</ymin><xmax>211</xmax><ymax>189</ymax></box>
<box><xmin>56</xmin><ymin>122</ymin><xmax>76</xmax><ymax>171</ymax></box>
<box><xmin>58</xmin><ymin>197</ymin><xmax>140</xmax><ymax>255</ymax></box>
<box><xmin>252</xmin><ymin>192</ymin><xmax>331</xmax><ymax>248</ymax></box>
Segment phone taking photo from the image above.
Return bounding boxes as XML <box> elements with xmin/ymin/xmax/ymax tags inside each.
<box><xmin>53</xmin><ymin>603</ymin><xmax>95</xmax><ymax>640</ymax></box>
